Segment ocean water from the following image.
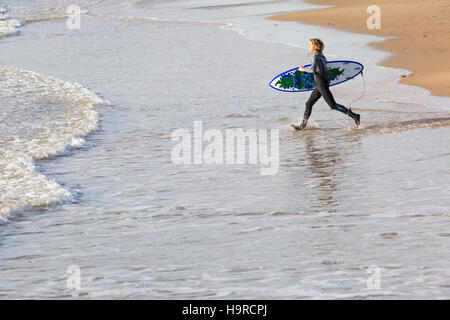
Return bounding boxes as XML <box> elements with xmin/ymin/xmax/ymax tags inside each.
<box><xmin>0</xmin><ymin>0</ymin><xmax>449</xmax><ymax>299</ymax></box>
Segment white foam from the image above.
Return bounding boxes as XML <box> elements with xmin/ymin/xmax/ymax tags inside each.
<box><xmin>0</xmin><ymin>7</ymin><xmax>23</xmax><ymax>37</ymax></box>
<box><xmin>0</xmin><ymin>65</ymin><xmax>109</xmax><ymax>222</ymax></box>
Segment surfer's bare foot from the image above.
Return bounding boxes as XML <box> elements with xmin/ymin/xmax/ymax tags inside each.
<box><xmin>348</xmin><ymin>108</ymin><xmax>360</xmax><ymax>127</ymax></box>
<box><xmin>355</xmin><ymin>113</ymin><xmax>360</xmax><ymax>127</ymax></box>
<box><xmin>291</xmin><ymin>119</ymin><xmax>307</xmax><ymax>130</ymax></box>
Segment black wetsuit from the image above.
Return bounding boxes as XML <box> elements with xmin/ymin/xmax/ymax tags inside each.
<box><xmin>302</xmin><ymin>53</ymin><xmax>359</xmax><ymax>125</ymax></box>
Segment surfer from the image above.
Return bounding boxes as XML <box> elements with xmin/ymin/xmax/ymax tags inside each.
<box><xmin>292</xmin><ymin>38</ymin><xmax>360</xmax><ymax>130</ymax></box>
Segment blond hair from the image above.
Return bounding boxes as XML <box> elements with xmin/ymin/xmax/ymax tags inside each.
<box><xmin>310</xmin><ymin>38</ymin><xmax>324</xmax><ymax>53</ymax></box>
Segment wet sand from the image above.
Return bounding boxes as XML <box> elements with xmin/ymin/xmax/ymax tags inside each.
<box><xmin>267</xmin><ymin>0</ymin><xmax>450</xmax><ymax>97</ymax></box>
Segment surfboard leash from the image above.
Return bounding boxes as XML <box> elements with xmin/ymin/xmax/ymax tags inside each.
<box><xmin>348</xmin><ymin>70</ymin><xmax>366</xmax><ymax>108</ymax></box>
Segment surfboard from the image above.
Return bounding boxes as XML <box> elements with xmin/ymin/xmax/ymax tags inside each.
<box><xmin>269</xmin><ymin>60</ymin><xmax>364</xmax><ymax>92</ymax></box>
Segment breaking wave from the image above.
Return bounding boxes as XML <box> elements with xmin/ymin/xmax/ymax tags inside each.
<box><xmin>0</xmin><ymin>64</ymin><xmax>109</xmax><ymax>223</ymax></box>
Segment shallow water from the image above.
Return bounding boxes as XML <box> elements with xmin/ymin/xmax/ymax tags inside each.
<box><xmin>0</xmin><ymin>0</ymin><xmax>449</xmax><ymax>299</ymax></box>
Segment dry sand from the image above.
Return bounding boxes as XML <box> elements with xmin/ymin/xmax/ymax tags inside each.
<box><xmin>268</xmin><ymin>0</ymin><xmax>450</xmax><ymax>97</ymax></box>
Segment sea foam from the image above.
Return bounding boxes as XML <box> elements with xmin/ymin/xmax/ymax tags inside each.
<box><xmin>0</xmin><ymin>65</ymin><xmax>109</xmax><ymax>222</ymax></box>
<box><xmin>0</xmin><ymin>7</ymin><xmax>23</xmax><ymax>37</ymax></box>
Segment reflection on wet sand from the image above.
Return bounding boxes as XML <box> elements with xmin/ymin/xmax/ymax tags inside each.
<box><xmin>301</xmin><ymin>132</ymin><xmax>361</xmax><ymax>213</ymax></box>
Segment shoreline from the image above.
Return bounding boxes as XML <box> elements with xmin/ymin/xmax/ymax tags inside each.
<box><xmin>267</xmin><ymin>0</ymin><xmax>450</xmax><ymax>97</ymax></box>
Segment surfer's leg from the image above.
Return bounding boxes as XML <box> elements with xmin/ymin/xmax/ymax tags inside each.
<box><xmin>317</xmin><ymin>81</ymin><xmax>360</xmax><ymax>126</ymax></box>
<box><xmin>304</xmin><ymin>87</ymin><xmax>321</xmax><ymax>121</ymax></box>
<box><xmin>292</xmin><ymin>88</ymin><xmax>321</xmax><ymax>130</ymax></box>
<box><xmin>293</xmin><ymin>88</ymin><xmax>321</xmax><ymax>130</ymax></box>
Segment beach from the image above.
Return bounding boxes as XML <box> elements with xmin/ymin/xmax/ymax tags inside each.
<box><xmin>0</xmin><ymin>0</ymin><xmax>449</xmax><ymax>299</ymax></box>
<box><xmin>268</xmin><ymin>0</ymin><xmax>450</xmax><ymax>97</ymax></box>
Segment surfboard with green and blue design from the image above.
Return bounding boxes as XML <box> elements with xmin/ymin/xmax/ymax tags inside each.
<box><xmin>269</xmin><ymin>60</ymin><xmax>364</xmax><ymax>92</ymax></box>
